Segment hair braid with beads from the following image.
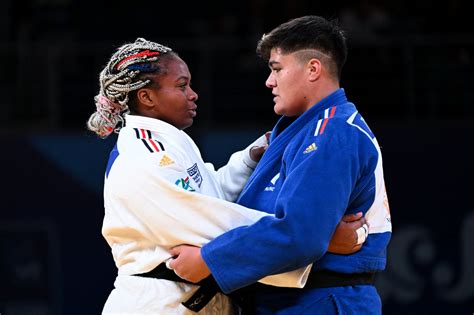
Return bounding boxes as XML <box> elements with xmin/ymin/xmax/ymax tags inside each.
<box><xmin>87</xmin><ymin>38</ymin><xmax>173</xmax><ymax>138</ymax></box>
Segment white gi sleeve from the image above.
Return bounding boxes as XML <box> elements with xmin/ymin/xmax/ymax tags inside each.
<box><xmin>107</xmin><ymin>154</ymin><xmax>310</xmax><ymax>288</ymax></box>
<box><xmin>204</xmin><ymin>133</ymin><xmax>268</xmax><ymax>202</ymax></box>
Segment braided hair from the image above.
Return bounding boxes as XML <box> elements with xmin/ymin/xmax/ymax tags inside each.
<box><xmin>87</xmin><ymin>38</ymin><xmax>174</xmax><ymax>138</ymax></box>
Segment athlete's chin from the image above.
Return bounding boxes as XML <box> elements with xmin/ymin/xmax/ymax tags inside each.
<box><xmin>274</xmin><ymin>103</ymin><xmax>284</xmax><ymax>115</ymax></box>
<box><xmin>179</xmin><ymin>118</ymin><xmax>194</xmax><ymax>130</ymax></box>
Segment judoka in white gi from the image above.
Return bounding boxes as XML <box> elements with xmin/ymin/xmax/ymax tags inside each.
<box><xmin>87</xmin><ymin>38</ymin><xmax>367</xmax><ymax>314</ymax></box>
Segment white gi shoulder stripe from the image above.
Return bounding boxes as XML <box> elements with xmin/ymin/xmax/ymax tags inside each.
<box><xmin>346</xmin><ymin>112</ymin><xmax>373</xmax><ymax>142</ymax></box>
<box><xmin>133</xmin><ymin>128</ymin><xmax>165</xmax><ymax>153</ymax></box>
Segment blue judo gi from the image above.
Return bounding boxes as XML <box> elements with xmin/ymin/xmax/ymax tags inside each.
<box><xmin>201</xmin><ymin>88</ymin><xmax>392</xmax><ymax>314</ymax></box>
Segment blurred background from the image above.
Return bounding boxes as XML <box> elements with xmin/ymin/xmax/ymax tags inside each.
<box><xmin>0</xmin><ymin>0</ymin><xmax>473</xmax><ymax>314</ymax></box>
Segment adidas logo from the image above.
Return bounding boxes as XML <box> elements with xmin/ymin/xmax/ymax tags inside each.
<box><xmin>159</xmin><ymin>155</ymin><xmax>175</xmax><ymax>166</ymax></box>
<box><xmin>303</xmin><ymin>143</ymin><xmax>317</xmax><ymax>154</ymax></box>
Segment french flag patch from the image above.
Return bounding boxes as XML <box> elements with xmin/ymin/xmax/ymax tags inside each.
<box><xmin>133</xmin><ymin>128</ymin><xmax>165</xmax><ymax>153</ymax></box>
<box><xmin>314</xmin><ymin>106</ymin><xmax>337</xmax><ymax>136</ymax></box>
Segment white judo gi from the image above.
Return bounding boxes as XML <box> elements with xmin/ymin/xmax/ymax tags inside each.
<box><xmin>101</xmin><ymin>115</ymin><xmax>310</xmax><ymax>314</ymax></box>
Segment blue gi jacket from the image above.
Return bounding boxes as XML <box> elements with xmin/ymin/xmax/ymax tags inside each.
<box><xmin>202</xmin><ymin>88</ymin><xmax>392</xmax><ymax>294</ymax></box>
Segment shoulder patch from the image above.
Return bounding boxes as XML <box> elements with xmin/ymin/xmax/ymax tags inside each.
<box><xmin>133</xmin><ymin>128</ymin><xmax>165</xmax><ymax>153</ymax></box>
<box><xmin>314</xmin><ymin>106</ymin><xmax>337</xmax><ymax>136</ymax></box>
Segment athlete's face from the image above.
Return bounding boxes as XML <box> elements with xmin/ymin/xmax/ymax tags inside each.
<box><xmin>149</xmin><ymin>56</ymin><xmax>198</xmax><ymax>130</ymax></box>
<box><xmin>265</xmin><ymin>48</ymin><xmax>309</xmax><ymax>117</ymax></box>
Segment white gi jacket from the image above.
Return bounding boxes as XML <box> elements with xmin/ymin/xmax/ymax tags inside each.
<box><xmin>101</xmin><ymin>115</ymin><xmax>310</xmax><ymax>314</ymax></box>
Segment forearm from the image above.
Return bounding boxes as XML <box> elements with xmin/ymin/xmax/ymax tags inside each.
<box><xmin>212</xmin><ymin>134</ymin><xmax>267</xmax><ymax>201</ymax></box>
<box><xmin>201</xmin><ymin>208</ymin><xmax>337</xmax><ymax>293</ymax></box>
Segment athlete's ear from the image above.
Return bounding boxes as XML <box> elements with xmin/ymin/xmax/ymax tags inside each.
<box><xmin>307</xmin><ymin>58</ymin><xmax>322</xmax><ymax>82</ymax></box>
<box><xmin>137</xmin><ymin>88</ymin><xmax>156</xmax><ymax>109</ymax></box>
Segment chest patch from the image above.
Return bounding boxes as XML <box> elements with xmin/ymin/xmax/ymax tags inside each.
<box><xmin>187</xmin><ymin>163</ymin><xmax>203</xmax><ymax>187</ymax></box>
<box><xmin>175</xmin><ymin>177</ymin><xmax>196</xmax><ymax>192</ymax></box>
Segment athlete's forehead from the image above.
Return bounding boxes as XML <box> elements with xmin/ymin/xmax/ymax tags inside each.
<box><xmin>267</xmin><ymin>48</ymin><xmax>297</xmax><ymax>67</ymax></box>
<box><xmin>161</xmin><ymin>56</ymin><xmax>192</xmax><ymax>81</ymax></box>
<box><xmin>268</xmin><ymin>48</ymin><xmax>331</xmax><ymax>68</ymax></box>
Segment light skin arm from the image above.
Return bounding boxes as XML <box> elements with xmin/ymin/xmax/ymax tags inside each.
<box><xmin>169</xmin><ymin>211</ymin><xmax>367</xmax><ymax>283</ymax></box>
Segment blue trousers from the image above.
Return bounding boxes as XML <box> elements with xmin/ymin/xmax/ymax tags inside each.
<box><xmin>236</xmin><ymin>285</ymin><xmax>381</xmax><ymax>315</ymax></box>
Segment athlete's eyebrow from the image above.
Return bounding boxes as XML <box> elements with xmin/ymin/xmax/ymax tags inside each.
<box><xmin>175</xmin><ymin>76</ymin><xmax>189</xmax><ymax>82</ymax></box>
<box><xmin>268</xmin><ymin>60</ymin><xmax>280</xmax><ymax>68</ymax></box>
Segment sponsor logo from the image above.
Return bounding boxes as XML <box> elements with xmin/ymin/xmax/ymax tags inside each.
<box><xmin>303</xmin><ymin>142</ymin><xmax>317</xmax><ymax>154</ymax></box>
<box><xmin>175</xmin><ymin>177</ymin><xmax>196</xmax><ymax>191</ymax></box>
<box><xmin>264</xmin><ymin>173</ymin><xmax>280</xmax><ymax>192</ymax></box>
<box><xmin>187</xmin><ymin>163</ymin><xmax>203</xmax><ymax>187</ymax></box>
<box><xmin>159</xmin><ymin>155</ymin><xmax>175</xmax><ymax>166</ymax></box>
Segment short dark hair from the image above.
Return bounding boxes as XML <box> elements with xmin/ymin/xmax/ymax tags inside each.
<box><xmin>256</xmin><ymin>15</ymin><xmax>348</xmax><ymax>79</ymax></box>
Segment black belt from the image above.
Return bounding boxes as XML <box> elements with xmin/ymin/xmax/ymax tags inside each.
<box><xmin>134</xmin><ymin>263</ymin><xmax>222</xmax><ymax>313</ymax></box>
<box><xmin>234</xmin><ymin>269</ymin><xmax>376</xmax><ymax>314</ymax></box>
<box><xmin>135</xmin><ymin>265</ymin><xmax>375</xmax><ymax>312</ymax></box>
<box><xmin>305</xmin><ymin>269</ymin><xmax>376</xmax><ymax>288</ymax></box>
<box><xmin>234</xmin><ymin>269</ymin><xmax>376</xmax><ymax>306</ymax></box>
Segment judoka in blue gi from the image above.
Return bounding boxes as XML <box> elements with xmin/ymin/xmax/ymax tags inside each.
<box><xmin>170</xmin><ymin>15</ymin><xmax>392</xmax><ymax>314</ymax></box>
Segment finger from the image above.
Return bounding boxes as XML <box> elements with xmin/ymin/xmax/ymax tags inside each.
<box><xmin>342</xmin><ymin>212</ymin><xmax>363</xmax><ymax>222</ymax></box>
<box><xmin>169</xmin><ymin>246</ymin><xmax>181</xmax><ymax>256</ymax></box>
<box><xmin>352</xmin><ymin>244</ymin><xmax>362</xmax><ymax>253</ymax></box>
<box><xmin>165</xmin><ymin>258</ymin><xmax>174</xmax><ymax>270</ymax></box>
<box><xmin>265</xmin><ymin>131</ymin><xmax>271</xmax><ymax>142</ymax></box>
<box><xmin>168</xmin><ymin>254</ymin><xmax>181</xmax><ymax>269</ymax></box>
<box><xmin>351</xmin><ymin>216</ymin><xmax>367</xmax><ymax>229</ymax></box>
<box><xmin>173</xmin><ymin>268</ymin><xmax>186</xmax><ymax>280</ymax></box>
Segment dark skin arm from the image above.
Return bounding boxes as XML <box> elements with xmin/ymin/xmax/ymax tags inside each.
<box><xmin>169</xmin><ymin>212</ymin><xmax>368</xmax><ymax>283</ymax></box>
<box><xmin>328</xmin><ymin>211</ymin><xmax>367</xmax><ymax>254</ymax></box>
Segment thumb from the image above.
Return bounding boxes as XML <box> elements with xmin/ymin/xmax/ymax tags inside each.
<box><xmin>265</xmin><ymin>131</ymin><xmax>272</xmax><ymax>142</ymax></box>
<box><xmin>169</xmin><ymin>246</ymin><xmax>181</xmax><ymax>257</ymax></box>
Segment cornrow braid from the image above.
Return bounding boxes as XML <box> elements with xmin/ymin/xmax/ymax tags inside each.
<box><xmin>87</xmin><ymin>38</ymin><xmax>173</xmax><ymax>138</ymax></box>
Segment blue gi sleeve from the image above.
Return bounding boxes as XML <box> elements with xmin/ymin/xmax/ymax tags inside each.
<box><xmin>201</xmin><ymin>120</ymin><xmax>376</xmax><ymax>293</ymax></box>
